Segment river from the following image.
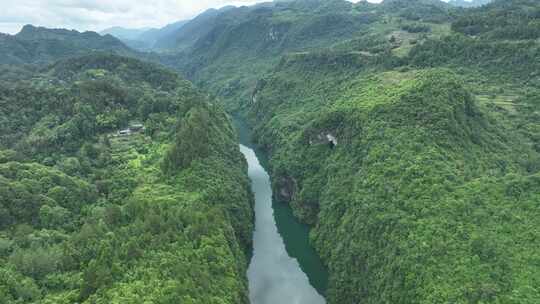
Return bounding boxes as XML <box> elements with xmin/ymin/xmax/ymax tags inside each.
<box><xmin>236</xmin><ymin>121</ymin><xmax>327</xmax><ymax>304</ymax></box>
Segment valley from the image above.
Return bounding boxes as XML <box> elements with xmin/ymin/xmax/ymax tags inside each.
<box><xmin>235</xmin><ymin>118</ymin><xmax>328</xmax><ymax>302</ymax></box>
<box><xmin>157</xmin><ymin>0</ymin><xmax>540</xmax><ymax>303</ymax></box>
<box><xmin>1</xmin><ymin>0</ymin><xmax>539</xmax><ymax>303</ymax></box>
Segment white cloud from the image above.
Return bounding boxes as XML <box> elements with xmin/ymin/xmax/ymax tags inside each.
<box><xmin>0</xmin><ymin>0</ymin><xmax>422</xmax><ymax>35</ymax></box>
<box><xmin>0</xmin><ymin>0</ymin><xmax>274</xmax><ymax>34</ymax></box>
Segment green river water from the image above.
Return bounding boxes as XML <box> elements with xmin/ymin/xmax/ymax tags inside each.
<box><xmin>234</xmin><ymin>119</ymin><xmax>328</xmax><ymax>304</ymax></box>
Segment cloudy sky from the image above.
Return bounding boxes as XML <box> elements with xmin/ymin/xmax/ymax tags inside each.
<box><xmin>0</xmin><ymin>0</ymin><xmax>382</xmax><ymax>35</ymax></box>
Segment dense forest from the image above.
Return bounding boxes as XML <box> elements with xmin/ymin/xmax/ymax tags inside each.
<box><xmin>1</xmin><ymin>0</ymin><xmax>539</xmax><ymax>303</ymax></box>
<box><xmin>154</xmin><ymin>0</ymin><xmax>540</xmax><ymax>303</ymax></box>
<box><xmin>249</xmin><ymin>65</ymin><xmax>540</xmax><ymax>303</ymax></box>
<box><xmin>0</xmin><ymin>25</ymin><xmax>134</xmax><ymax>66</ymax></box>
<box><xmin>0</xmin><ymin>54</ymin><xmax>253</xmax><ymax>303</ymax></box>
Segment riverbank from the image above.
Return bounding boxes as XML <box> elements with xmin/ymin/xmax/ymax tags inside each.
<box><xmin>234</xmin><ymin>118</ymin><xmax>328</xmax><ymax>303</ymax></box>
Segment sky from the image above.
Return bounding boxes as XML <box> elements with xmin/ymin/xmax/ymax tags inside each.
<box><xmin>0</xmin><ymin>0</ymin><xmax>379</xmax><ymax>34</ymax></box>
<box><xmin>0</xmin><ymin>0</ymin><xmax>457</xmax><ymax>35</ymax></box>
<box><xmin>0</xmin><ymin>0</ymin><xmax>271</xmax><ymax>34</ymax></box>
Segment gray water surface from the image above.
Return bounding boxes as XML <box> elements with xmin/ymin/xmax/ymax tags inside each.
<box><xmin>240</xmin><ymin>145</ymin><xmax>326</xmax><ymax>304</ymax></box>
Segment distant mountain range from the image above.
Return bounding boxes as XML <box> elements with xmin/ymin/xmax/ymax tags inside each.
<box><xmin>448</xmin><ymin>0</ymin><xmax>491</xmax><ymax>7</ymax></box>
<box><xmin>0</xmin><ymin>1</ymin><xmax>539</xmax><ymax>304</ymax></box>
<box><xmin>99</xmin><ymin>26</ymin><xmax>152</xmax><ymax>41</ymax></box>
<box><xmin>0</xmin><ymin>24</ymin><xmax>133</xmax><ymax>65</ymax></box>
<box><xmin>100</xmin><ymin>6</ymin><xmax>236</xmax><ymax>52</ymax></box>
<box><xmin>100</xmin><ymin>20</ymin><xmax>189</xmax><ymax>51</ymax></box>
<box><xmin>152</xmin><ymin>6</ymin><xmax>236</xmax><ymax>51</ymax></box>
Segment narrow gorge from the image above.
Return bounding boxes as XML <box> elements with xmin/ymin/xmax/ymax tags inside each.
<box><xmin>236</xmin><ymin>120</ymin><xmax>328</xmax><ymax>304</ymax></box>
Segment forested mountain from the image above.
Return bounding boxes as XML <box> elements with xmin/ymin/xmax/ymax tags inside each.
<box><xmin>0</xmin><ymin>25</ymin><xmax>133</xmax><ymax>65</ymax></box>
<box><xmin>448</xmin><ymin>0</ymin><xmax>491</xmax><ymax>7</ymax></box>
<box><xmin>153</xmin><ymin>6</ymin><xmax>237</xmax><ymax>51</ymax></box>
<box><xmin>99</xmin><ymin>27</ymin><xmax>152</xmax><ymax>41</ymax></box>
<box><xmin>248</xmin><ymin>63</ymin><xmax>540</xmax><ymax>303</ymax></box>
<box><xmin>161</xmin><ymin>0</ymin><xmax>453</xmax><ymax>110</ymax></box>
<box><xmin>158</xmin><ymin>0</ymin><xmax>540</xmax><ymax>303</ymax></box>
<box><xmin>100</xmin><ymin>20</ymin><xmax>189</xmax><ymax>51</ymax></box>
<box><xmin>1</xmin><ymin>0</ymin><xmax>539</xmax><ymax>303</ymax></box>
<box><xmin>0</xmin><ymin>54</ymin><xmax>253</xmax><ymax>303</ymax></box>
<box><xmin>99</xmin><ymin>26</ymin><xmax>152</xmax><ymax>50</ymax></box>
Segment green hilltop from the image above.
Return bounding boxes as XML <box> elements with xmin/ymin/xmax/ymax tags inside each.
<box><xmin>0</xmin><ymin>26</ymin><xmax>134</xmax><ymax>66</ymax></box>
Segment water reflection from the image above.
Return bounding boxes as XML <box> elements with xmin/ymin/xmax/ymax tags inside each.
<box><xmin>240</xmin><ymin>145</ymin><xmax>325</xmax><ymax>304</ymax></box>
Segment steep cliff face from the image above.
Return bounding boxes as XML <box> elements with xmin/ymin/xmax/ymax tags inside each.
<box><xmin>247</xmin><ymin>62</ymin><xmax>540</xmax><ymax>303</ymax></box>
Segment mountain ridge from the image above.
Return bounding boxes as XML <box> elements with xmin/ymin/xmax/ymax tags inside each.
<box><xmin>100</xmin><ymin>20</ymin><xmax>190</xmax><ymax>50</ymax></box>
<box><xmin>0</xmin><ymin>0</ymin><xmax>539</xmax><ymax>303</ymax></box>
<box><xmin>153</xmin><ymin>0</ymin><xmax>540</xmax><ymax>303</ymax></box>
<box><xmin>0</xmin><ymin>24</ymin><xmax>134</xmax><ymax>65</ymax></box>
